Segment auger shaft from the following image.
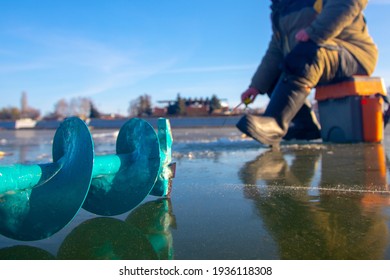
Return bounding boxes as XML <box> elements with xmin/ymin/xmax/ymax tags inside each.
<box><xmin>0</xmin><ymin>162</ymin><xmax>62</xmax><ymax>195</ymax></box>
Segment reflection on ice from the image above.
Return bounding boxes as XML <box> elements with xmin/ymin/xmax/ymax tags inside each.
<box><xmin>0</xmin><ymin>198</ymin><xmax>175</xmax><ymax>260</ymax></box>
<box><xmin>1</xmin><ymin>127</ymin><xmax>390</xmax><ymax>259</ymax></box>
<box><xmin>239</xmin><ymin>143</ymin><xmax>389</xmax><ymax>192</ymax></box>
<box><xmin>238</xmin><ymin>143</ymin><xmax>390</xmax><ymax>259</ymax></box>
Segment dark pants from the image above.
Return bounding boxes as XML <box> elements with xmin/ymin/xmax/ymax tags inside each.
<box><xmin>271</xmin><ymin>41</ymin><xmax>368</xmax><ymax>128</ymax></box>
<box><xmin>283</xmin><ymin>40</ymin><xmax>368</xmax><ymax>86</ymax></box>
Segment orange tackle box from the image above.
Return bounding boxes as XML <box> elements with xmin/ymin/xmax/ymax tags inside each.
<box><xmin>315</xmin><ymin>76</ymin><xmax>387</xmax><ymax>143</ymax></box>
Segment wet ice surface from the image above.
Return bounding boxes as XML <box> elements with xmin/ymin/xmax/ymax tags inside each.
<box><xmin>1</xmin><ymin>126</ymin><xmax>390</xmax><ymax>259</ymax></box>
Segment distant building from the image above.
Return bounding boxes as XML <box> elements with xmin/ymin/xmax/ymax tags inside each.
<box><xmin>185</xmin><ymin>105</ymin><xmax>209</xmax><ymax>116</ymax></box>
<box><xmin>155</xmin><ymin>96</ymin><xmax>230</xmax><ymax>117</ymax></box>
<box><xmin>153</xmin><ymin>107</ymin><xmax>167</xmax><ymax>117</ymax></box>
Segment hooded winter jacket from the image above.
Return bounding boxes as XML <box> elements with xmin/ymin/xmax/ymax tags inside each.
<box><xmin>250</xmin><ymin>0</ymin><xmax>378</xmax><ymax>93</ymax></box>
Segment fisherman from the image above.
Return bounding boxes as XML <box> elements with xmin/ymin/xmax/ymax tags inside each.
<box><xmin>236</xmin><ymin>0</ymin><xmax>378</xmax><ymax>146</ymax></box>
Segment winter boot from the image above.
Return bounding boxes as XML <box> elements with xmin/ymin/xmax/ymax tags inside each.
<box><xmin>283</xmin><ymin>99</ymin><xmax>321</xmax><ymax>141</ymax></box>
<box><xmin>236</xmin><ymin>75</ymin><xmax>310</xmax><ymax>146</ymax></box>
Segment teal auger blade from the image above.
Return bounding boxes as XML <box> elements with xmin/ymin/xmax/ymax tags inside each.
<box><xmin>82</xmin><ymin>118</ymin><xmax>161</xmax><ymax>216</ymax></box>
<box><xmin>0</xmin><ymin>117</ymin><xmax>175</xmax><ymax>240</ymax></box>
<box><xmin>0</xmin><ymin>117</ymin><xmax>94</xmax><ymax>241</ymax></box>
<box><xmin>150</xmin><ymin>118</ymin><xmax>175</xmax><ymax>197</ymax></box>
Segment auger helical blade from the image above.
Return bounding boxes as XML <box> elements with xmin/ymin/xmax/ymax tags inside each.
<box><xmin>150</xmin><ymin>118</ymin><xmax>175</xmax><ymax>197</ymax></box>
<box><xmin>82</xmin><ymin>118</ymin><xmax>161</xmax><ymax>216</ymax></box>
<box><xmin>0</xmin><ymin>117</ymin><xmax>94</xmax><ymax>241</ymax></box>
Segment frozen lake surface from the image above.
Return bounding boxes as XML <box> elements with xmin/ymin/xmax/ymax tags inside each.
<box><xmin>1</xmin><ymin>125</ymin><xmax>390</xmax><ymax>259</ymax></box>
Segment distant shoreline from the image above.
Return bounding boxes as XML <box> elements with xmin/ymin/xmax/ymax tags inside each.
<box><xmin>0</xmin><ymin>115</ymin><xmax>243</xmax><ymax>130</ymax></box>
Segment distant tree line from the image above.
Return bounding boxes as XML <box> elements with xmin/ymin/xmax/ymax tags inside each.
<box><xmin>0</xmin><ymin>107</ymin><xmax>21</xmax><ymax>120</ymax></box>
<box><xmin>0</xmin><ymin>91</ymin><xmax>41</xmax><ymax>120</ymax></box>
<box><xmin>128</xmin><ymin>94</ymin><xmax>153</xmax><ymax>117</ymax></box>
<box><xmin>0</xmin><ymin>96</ymin><xmax>102</xmax><ymax>120</ymax></box>
<box><xmin>0</xmin><ymin>106</ymin><xmax>42</xmax><ymax>120</ymax></box>
<box><xmin>0</xmin><ymin>91</ymin><xmax>225</xmax><ymax>120</ymax></box>
<box><xmin>46</xmin><ymin>97</ymin><xmax>101</xmax><ymax>120</ymax></box>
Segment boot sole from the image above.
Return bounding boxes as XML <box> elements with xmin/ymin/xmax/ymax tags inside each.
<box><xmin>236</xmin><ymin>115</ymin><xmax>282</xmax><ymax>146</ymax></box>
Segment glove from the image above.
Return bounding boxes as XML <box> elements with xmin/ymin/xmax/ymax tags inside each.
<box><xmin>295</xmin><ymin>29</ymin><xmax>310</xmax><ymax>42</ymax></box>
<box><xmin>241</xmin><ymin>87</ymin><xmax>259</xmax><ymax>105</ymax></box>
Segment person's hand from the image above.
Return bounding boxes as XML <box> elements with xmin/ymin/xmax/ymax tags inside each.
<box><xmin>295</xmin><ymin>29</ymin><xmax>310</xmax><ymax>42</ymax></box>
<box><xmin>241</xmin><ymin>87</ymin><xmax>259</xmax><ymax>105</ymax></box>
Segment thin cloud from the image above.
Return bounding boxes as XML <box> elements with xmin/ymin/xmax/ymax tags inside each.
<box><xmin>0</xmin><ymin>62</ymin><xmax>49</xmax><ymax>74</ymax></box>
<box><xmin>1</xmin><ymin>26</ymin><xmax>183</xmax><ymax>99</ymax></box>
<box><xmin>67</xmin><ymin>57</ymin><xmax>180</xmax><ymax>98</ymax></box>
<box><xmin>2</xmin><ymin>26</ymin><xmax>254</xmax><ymax>106</ymax></box>
<box><xmin>2</xmin><ymin>27</ymin><xmax>135</xmax><ymax>73</ymax></box>
<box><xmin>163</xmin><ymin>64</ymin><xmax>257</xmax><ymax>74</ymax></box>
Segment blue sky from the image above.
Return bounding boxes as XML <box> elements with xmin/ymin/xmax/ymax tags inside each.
<box><xmin>1</xmin><ymin>0</ymin><xmax>390</xmax><ymax>116</ymax></box>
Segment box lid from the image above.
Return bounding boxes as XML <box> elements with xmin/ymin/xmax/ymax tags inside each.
<box><xmin>315</xmin><ymin>76</ymin><xmax>387</xmax><ymax>101</ymax></box>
